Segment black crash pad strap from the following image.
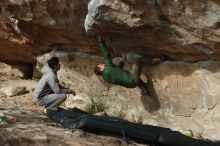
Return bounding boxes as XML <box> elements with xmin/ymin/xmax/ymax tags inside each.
<box><xmin>71</xmin><ymin>117</ymin><xmax>81</xmax><ymax>132</ymax></box>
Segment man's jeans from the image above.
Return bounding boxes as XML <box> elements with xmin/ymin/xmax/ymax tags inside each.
<box><xmin>37</xmin><ymin>94</ymin><xmax>67</xmax><ymax>110</ymax></box>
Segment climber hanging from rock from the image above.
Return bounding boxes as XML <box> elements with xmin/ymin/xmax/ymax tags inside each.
<box><xmin>94</xmin><ymin>37</ymin><xmax>153</xmax><ymax>96</ymax></box>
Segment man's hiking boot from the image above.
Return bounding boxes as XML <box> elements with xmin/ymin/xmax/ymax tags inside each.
<box><xmin>138</xmin><ymin>80</ymin><xmax>151</xmax><ymax>96</ymax></box>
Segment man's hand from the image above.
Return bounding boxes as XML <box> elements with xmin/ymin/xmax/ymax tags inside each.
<box><xmin>98</xmin><ymin>36</ymin><xmax>106</xmax><ymax>44</ymax></box>
<box><xmin>61</xmin><ymin>82</ymin><xmax>70</xmax><ymax>88</ymax></box>
<box><xmin>69</xmin><ymin>89</ymin><xmax>76</xmax><ymax>96</ymax></box>
<box><xmin>98</xmin><ymin>36</ymin><xmax>102</xmax><ymax>42</ymax></box>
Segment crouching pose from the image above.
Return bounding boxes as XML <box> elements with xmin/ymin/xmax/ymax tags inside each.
<box><xmin>33</xmin><ymin>57</ymin><xmax>76</xmax><ymax>110</ymax></box>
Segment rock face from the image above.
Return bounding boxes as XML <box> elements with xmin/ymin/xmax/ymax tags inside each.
<box><xmin>0</xmin><ymin>0</ymin><xmax>95</xmax><ymax>64</ymax></box>
<box><xmin>0</xmin><ymin>0</ymin><xmax>219</xmax><ymax>65</ymax></box>
<box><xmin>35</xmin><ymin>51</ymin><xmax>220</xmax><ymax>140</ymax></box>
<box><xmin>0</xmin><ymin>86</ymin><xmax>26</xmax><ymax>97</ymax></box>
<box><xmin>1</xmin><ymin>0</ymin><xmax>220</xmax><ymax>142</ymax></box>
<box><xmin>0</xmin><ymin>62</ymin><xmax>32</xmax><ymax>78</ymax></box>
<box><xmin>85</xmin><ymin>0</ymin><xmax>220</xmax><ymax>61</ymax></box>
<box><xmin>147</xmin><ymin>61</ymin><xmax>220</xmax><ymax>140</ymax></box>
<box><xmin>0</xmin><ymin>108</ymin><xmax>134</xmax><ymax>146</ymax></box>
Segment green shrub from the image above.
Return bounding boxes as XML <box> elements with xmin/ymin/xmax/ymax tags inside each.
<box><xmin>84</xmin><ymin>96</ymin><xmax>105</xmax><ymax>114</ymax></box>
<box><xmin>112</xmin><ymin>110</ymin><xmax>125</xmax><ymax>119</ymax></box>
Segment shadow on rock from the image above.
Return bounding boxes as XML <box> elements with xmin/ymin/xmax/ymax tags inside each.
<box><xmin>139</xmin><ymin>79</ymin><xmax>161</xmax><ymax>113</ymax></box>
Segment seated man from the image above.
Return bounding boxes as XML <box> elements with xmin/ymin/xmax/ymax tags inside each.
<box><xmin>33</xmin><ymin>57</ymin><xmax>76</xmax><ymax>110</ymax></box>
<box><xmin>94</xmin><ymin>38</ymin><xmax>152</xmax><ymax>91</ymax></box>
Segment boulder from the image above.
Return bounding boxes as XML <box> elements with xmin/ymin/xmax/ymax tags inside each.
<box><xmin>0</xmin><ymin>86</ymin><xmax>27</xmax><ymax>97</ymax></box>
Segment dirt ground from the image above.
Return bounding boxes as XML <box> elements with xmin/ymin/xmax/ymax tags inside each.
<box><xmin>0</xmin><ymin>75</ymin><xmax>150</xmax><ymax>146</ymax></box>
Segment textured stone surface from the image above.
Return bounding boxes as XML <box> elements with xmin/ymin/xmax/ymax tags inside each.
<box><xmin>0</xmin><ymin>62</ymin><xmax>32</xmax><ymax>78</ymax></box>
<box><xmin>146</xmin><ymin>61</ymin><xmax>220</xmax><ymax>140</ymax></box>
<box><xmin>0</xmin><ymin>76</ymin><xmax>149</xmax><ymax>146</ymax></box>
<box><xmin>85</xmin><ymin>0</ymin><xmax>220</xmax><ymax>61</ymax></box>
<box><xmin>0</xmin><ymin>108</ymin><xmax>136</xmax><ymax>146</ymax></box>
<box><xmin>0</xmin><ymin>0</ymin><xmax>220</xmax><ymax>142</ymax></box>
<box><xmin>1</xmin><ymin>75</ymin><xmax>219</xmax><ymax>145</ymax></box>
<box><xmin>35</xmin><ymin>51</ymin><xmax>220</xmax><ymax>140</ymax></box>
<box><xmin>0</xmin><ymin>0</ymin><xmax>95</xmax><ymax>64</ymax></box>
<box><xmin>0</xmin><ymin>86</ymin><xmax>26</xmax><ymax>97</ymax></box>
<box><xmin>0</xmin><ymin>0</ymin><xmax>220</xmax><ymax>65</ymax></box>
